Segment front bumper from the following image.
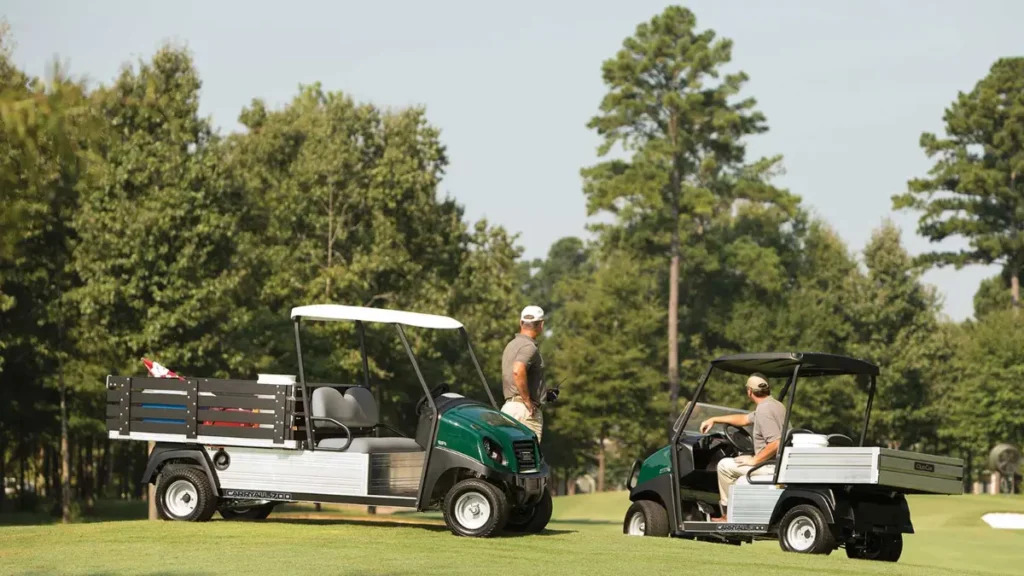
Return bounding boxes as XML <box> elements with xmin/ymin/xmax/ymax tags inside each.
<box><xmin>493</xmin><ymin>464</ymin><xmax>549</xmax><ymax>505</ymax></box>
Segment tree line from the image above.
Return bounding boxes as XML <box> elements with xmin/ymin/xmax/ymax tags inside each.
<box><xmin>1</xmin><ymin>6</ymin><xmax>1022</xmax><ymax>518</ymax></box>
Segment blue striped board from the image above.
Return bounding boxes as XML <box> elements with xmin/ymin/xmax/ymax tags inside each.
<box><xmin>141</xmin><ymin>403</ymin><xmax>186</xmax><ymax>424</ymax></box>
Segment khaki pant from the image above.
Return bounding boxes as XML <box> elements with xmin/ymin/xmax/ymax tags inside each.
<box><xmin>501</xmin><ymin>400</ymin><xmax>543</xmax><ymax>441</ymax></box>
<box><xmin>717</xmin><ymin>457</ymin><xmax>774</xmax><ymax>506</ymax></box>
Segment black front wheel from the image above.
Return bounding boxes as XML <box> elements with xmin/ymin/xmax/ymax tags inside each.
<box><xmin>442</xmin><ymin>479</ymin><xmax>510</xmax><ymax>537</ymax></box>
<box><xmin>506</xmin><ymin>491</ymin><xmax>553</xmax><ymax>534</ymax></box>
<box><xmin>219</xmin><ymin>503</ymin><xmax>275</xmax><ymax>520</ymax></box>
<box><xmin>623</xmin><ymin>500</ymin><xmax>669</xmax><ymax>537</ymax></box>
<box><xmin>846</xmin><ymin>534</ymin><xmax>903</xmax><ymax>562</ymax></box>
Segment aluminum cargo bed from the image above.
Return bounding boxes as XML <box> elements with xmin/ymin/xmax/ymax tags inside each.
<box><xmin>776</xmin><ymin>447</ymin><xmax>964</xmax><ymax>494</ymax></box>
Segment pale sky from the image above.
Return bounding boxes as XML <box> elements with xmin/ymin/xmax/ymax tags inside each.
<box><xmin>3</xmin><ymin>0</ymin><xmax>1020</xmax><ymax>320</ymax></box>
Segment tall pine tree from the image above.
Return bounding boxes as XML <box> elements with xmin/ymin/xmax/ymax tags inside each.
<box><xmin>894</xmin><ymin>57</ymin><xmax>1024</xmax><ymax>310</ymax></box>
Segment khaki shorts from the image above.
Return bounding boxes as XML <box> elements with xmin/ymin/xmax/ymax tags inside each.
<box><xmin>501</xmin><ymin>400</ymin><xmax>543</xmax><ymax>441</ymax></box>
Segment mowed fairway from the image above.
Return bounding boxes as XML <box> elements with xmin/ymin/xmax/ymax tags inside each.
<box><xmin>2</xmin><ymin>491</ymin><xmax>1023</xmax><ymax>576</ymax></box>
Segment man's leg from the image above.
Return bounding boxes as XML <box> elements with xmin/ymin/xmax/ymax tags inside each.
<box><xmin>716</xmin><ymin>458</ymin><xmax>752</xmax><ymax>517</ymax></box>
<box><xmin>501</xmin><ymin>401</ymin><xmax>543</xmax><ymax>441</ymax></box>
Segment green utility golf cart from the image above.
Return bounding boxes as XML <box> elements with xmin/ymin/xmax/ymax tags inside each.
<box><xmin>105</xmin><ymin>304</ymin><xmax>551</xmax><ymax>537</ymax></box>
<box><xmin>623</xmin><ymin>352</ymin><xmax>964</xmax><ymax>561</ymax></box>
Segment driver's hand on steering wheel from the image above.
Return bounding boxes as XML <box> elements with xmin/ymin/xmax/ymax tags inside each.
<box><xmin>699</xmin><ymin>419</ymin><xmax>715</xmax><ymax>434</ymax></box>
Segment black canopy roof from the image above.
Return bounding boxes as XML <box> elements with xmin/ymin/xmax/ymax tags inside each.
<box><xmin>710</xmin><ymin>352</ymin><xmax>879</xmax><ymax>378</ymax></box>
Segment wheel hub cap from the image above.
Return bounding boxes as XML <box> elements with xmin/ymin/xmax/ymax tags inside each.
<box><xmin>786</xmin><ymin>516</ymin><xmax>817</xmax><ymax>551</ymax></box>
<box><xmin>454</xmin><ymin>492</ymin><xmax>491</xmax><ymax>531</ymax></box>
<box><xmin>165</xmin><ymin>480</ymin><xmax>199</xmax><ymax>518</ymax></box>
<box><xmin>627</xmin><ymin>512</ymin><xmax>646</xmax><ymax>536</ymax></box>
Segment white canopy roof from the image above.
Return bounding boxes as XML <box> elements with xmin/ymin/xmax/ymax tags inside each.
<box><xmin>290</xmin><ymin>304</ymin><xmax>464</xmax><ymax>330</ymax></box>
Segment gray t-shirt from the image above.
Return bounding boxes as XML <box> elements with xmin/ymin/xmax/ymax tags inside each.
<box><xmin>501</xmin><ymin>334</ymin><xmax>544</xmax><ymax>403</ymax></box>
<box><xmin>749</xmin><ymin>396</ymin><xmax>787</xmax><ymax>454</ymax></box>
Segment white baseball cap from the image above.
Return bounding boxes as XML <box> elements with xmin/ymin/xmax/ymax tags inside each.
<box><xmin>521</xmin><ymin>305</ymin><xmax>545</xmax><ymax>323</ymax></box>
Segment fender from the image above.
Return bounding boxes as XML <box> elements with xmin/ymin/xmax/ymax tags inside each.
<box><xmin>419</xmin><ymin>447</ymin><xmax>548</xmax><ymax>510</ymax></box>
<box><xmin>629</xmin><ymin>475</ymin><xmax>675</xmax><ymax>509</ymax></box>
<box><xmin>772</xmin><ymin>487</ymin><xmax>836</xmax><ymax>525</ymax></box>
<box><xmin>141</xmin><ymin>443</ymin><xmax>220</xmax><ymax>495</ymax></box>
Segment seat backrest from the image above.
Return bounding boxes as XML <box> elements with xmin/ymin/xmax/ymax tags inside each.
<box><xmin>311</xmin><ymin>386</ymin><xmax>379</xmax><ymax>429</ymax></box>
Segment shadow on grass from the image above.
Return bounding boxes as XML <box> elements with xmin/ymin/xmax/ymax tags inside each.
<box><xmin>0</xmin><ymin>501</ymin><xmax>147</xmax><ymax>526</ymax></box>
<box><xmin>263</xmin><ymin>517</ymin><xmax>449</xmax><ymax>532</ymax></box>
<box><xmin>550</xmin><ymin>518</ymin><xmax>618</xmax><ymax>526</ymax></box>
<box><xmin>262</xmin><ymin>517</ymin><xmax>576</xmax><ymax>537</ymax></box>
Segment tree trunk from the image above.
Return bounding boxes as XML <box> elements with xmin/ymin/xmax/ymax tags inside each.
<box><xmin>104</xmin><ymin>437</ymin><xmax>114</xmax><ymax>499</ymax></box>
<box><xmin>667</xmin><ymin>249</ymin><xmax>681</xmax><ymax>423</ymax></box>
<box><xmin>596</xmin><ymin>436</ymin><xmax>606</xmax><ymax>493</ymax></box>
<box><xmin>1011</xmin><ymin>264</ymin><xmax>1019</xmax><ymax>313</ymax></box>
<box><xmin>85</xmin><ymin>438</ymin><xmax>95</xmax><ymax>510</ymax></box>
<box><xmin>0</xmin><ymin>431</ymin><xmax>6</xmax><ymax>512</ymax></box>
<box><xmin>97</xmin><ymin>440</ymin><xmax>106</xmax><ymax>500</ymax></box>
<box><xmin>567</xmin><ymin>478</ymin><xmax>577</xmax><ymax>496</ymax></box>
<box><xmin>18</xmin><ymin>450</ymin><xmax>26</xmax><ymax>509</ymax></box>
<box><xmin>326</xmin><ymin>190</ymin><xmax>333</xmax><ymax>298</ymax></box>
<box><xmin>148</xmin><ymin>441</ymin><xmax>157</xmax><ymax>520</ymax></box>
<box><xmin>37</xmin><ymin>445</ymin><xmax>46</xmax><ymax>497</ymax></box>
<box><xmin>60</xmin><ymin>370</ymin><xmax>71</xmax><ymax>523</ymax></box>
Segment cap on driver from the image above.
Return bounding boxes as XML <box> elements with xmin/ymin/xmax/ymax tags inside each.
<box><xmin>746</xmin><ymin>373</ymin><xmax>769</xmax><ymax>392</ymax></box>
<box><xmin>521</xmin><ymin>305</ymin><xmax>545</xmax><ymax>323</ymax></box>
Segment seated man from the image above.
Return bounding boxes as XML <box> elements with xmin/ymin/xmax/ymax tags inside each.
<box><xmin>699</xmin><ymin>373</ymin><xmax>786</xmax><ymax>521</ymax></box>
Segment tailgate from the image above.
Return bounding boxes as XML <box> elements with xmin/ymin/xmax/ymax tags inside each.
<box><xmin>877</xmin><ymin>448</ymin><xmax>964</xmax><ymax>495</ymax></box>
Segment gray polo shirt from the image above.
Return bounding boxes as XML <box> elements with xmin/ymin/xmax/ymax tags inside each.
<box><xmin>748</xmin><ymin>396</ymin><xmax>786</xmax><ymax>454</ymax></box>
<box><xmin>501</xmin><ymin>333</ymin><xmax>544</xmax><ymax>403</ymax></box>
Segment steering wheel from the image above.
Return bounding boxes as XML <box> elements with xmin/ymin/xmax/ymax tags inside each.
<box><xmin>415</xmin><ymin>383</ymin><xmax>450</xmax><ymax>416</ymax></box>
<box><xmin>724</xmin><ymin>424</ymin><xmax>754</xmax><ymax>454</ymax></box>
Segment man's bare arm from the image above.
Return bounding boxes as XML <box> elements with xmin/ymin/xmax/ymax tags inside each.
<box><xmin>751</xmin><ymin>439</ymin><xmax>779</xmax><ymax>465</ymax></box>
<box><xmin>512</xmin><ymin>361</ymin><xmax>534</xmax><ymax>414</ymax></box>
<box><xmin>699</xmin><ymin>413</ymin><xmax>753</xmax><ymax>433</ymax></box>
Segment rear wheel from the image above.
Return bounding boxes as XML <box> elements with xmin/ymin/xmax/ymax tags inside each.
<box><xmin>846</xmin><ymin>533</ymin><xmax>903</xmax><ymax>562</ymax></box>
<box><xmin>506</xmin><ymin>491</ymin><xmax>553</xmax><ymax>533</ymax></box>
<box><xmin>442</xmin><ymin>479</ymin><xmax>510</xmax><ymax>537</ymax></box>
<box><xmin>155</xmin><ymin>465</ymin><xmax>217</xmax><ymax>522</ymax></box>
<box><xmin>219</xmin><ymin>503</ymin><xmax>275</xmax><ymax>520</ymax></box>
<box><xmin>623</xmin><ymin>500</ymin><xmax>669</xmax><ymax>537</ymax></box>
<box><xmin>778</xmin><ymin>504</ymin><xmax>835</xmax><ymax>555</ymax></box>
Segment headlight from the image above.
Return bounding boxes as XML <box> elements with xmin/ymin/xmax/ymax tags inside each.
<box><xmin>482</xmin><ymin>437</ymin><xmax>505</xmax><ymax>465</ymax></box>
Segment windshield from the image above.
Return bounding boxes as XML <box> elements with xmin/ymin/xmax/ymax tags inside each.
<box><xmin>675</xmin><ymin>402</ymin><xmax>752</xmax><ymax>435</ymax></box>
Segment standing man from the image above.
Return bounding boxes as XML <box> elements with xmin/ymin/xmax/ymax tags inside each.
<box><xmin>501</xmin><ymin>305</ymin><xmax>546</xmax><ymax>440</ymax></box>
<box><xmin>698</xmin><ymin>373</ymin><xmax>786</xmax><ymax>521</ymax></box>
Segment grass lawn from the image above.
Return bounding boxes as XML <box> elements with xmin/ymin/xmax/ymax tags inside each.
<box><xmin>1</xmin><ymin>491</ymin><xmax>1022</xmax><ymax>575</ymax></box>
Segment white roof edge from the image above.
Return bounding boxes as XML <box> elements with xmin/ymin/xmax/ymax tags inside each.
<box><xmin>290</xmin><ymin>304</ymin><xmax>464</xmax><ymax>330</ymax></box>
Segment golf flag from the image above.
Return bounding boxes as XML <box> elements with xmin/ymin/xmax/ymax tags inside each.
<box><xmin>141</xmin><ymin>357</ymin><xmax>185</xmax><ymax>380</ymax></box>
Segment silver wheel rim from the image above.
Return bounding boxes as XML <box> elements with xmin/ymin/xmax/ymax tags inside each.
<box><xmin>627</xmin><ymin>511</ymin><xmax>646</xmax><ymax>535</ymax></box>
<box><xmin>165</xmin><ymin>480</ymin><xmax>199</xmax><ymax>518</ymax></box>
<box><xmin>786</xmin><ymin>516</ymin><xmax>817</xmax><ymax>552</ymax></box>
<box><xmin>454</xmin><ymin>492</ymin><xmax>491</xmax><ymax>531</ymax></box>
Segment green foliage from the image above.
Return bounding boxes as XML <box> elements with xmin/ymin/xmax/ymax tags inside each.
<box><xmin>894</xmin><ymin>57</ymin><xmax>1024</xmax><ymax>295</ymax></box>
<box><xmin>852</xmin><ymin>222</ymin><xmax>947</xmax><ymax>448</ymax></box>
<box><xmin>70</xmin><ymin>46</ymin><xmax>249</xmax><ymax>382</ymax></box>
<box><xmin>940</xmin><ymin>311</ymin><xmax>1024</xmax><ymax>470</ymax></box>
<box><xmin>544</xmin><ymin>249</ymin><xmax>666</xmax><ymax>476</ymax></box>
<box><xmin>583</xmin><ymin>5</ymin><xmax>799</xmax><ymax>416</ymax></box>
<box><xmin>973</xmin><ymin>269</ymin><xmax>1011</xmax><ymax>319</ymax></box>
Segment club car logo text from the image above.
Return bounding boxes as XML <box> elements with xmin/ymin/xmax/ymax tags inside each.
<box><xmin>914</xmin><ymin>462</ymin><xmax>935</xmax><ymax>473</ymax></box>
<box><xmin>223</xmin><ymin>489</ymin><xmax>292</xmax><ymax>500</ymax></box>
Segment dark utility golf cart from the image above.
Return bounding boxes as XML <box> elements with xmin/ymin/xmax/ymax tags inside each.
<box><xmin>106</xmin><ymin>304</ymin><xmax>551</xmax><ymax>537</ymax></box>
<box><xmin>623</xmin><ymin>352</ymin><xmax>964</xmax><ymax>561</ymax></box>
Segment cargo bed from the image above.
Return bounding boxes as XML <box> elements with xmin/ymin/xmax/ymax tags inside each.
<box><xmin>105</xmin><ymin>375</ymin><xmax>309</xmax><ymax>449</ymax></box>
<box><xmin>777</xmin><ymin>446</ymin><xmax>964</xmax><ymax>494</ymax></box>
